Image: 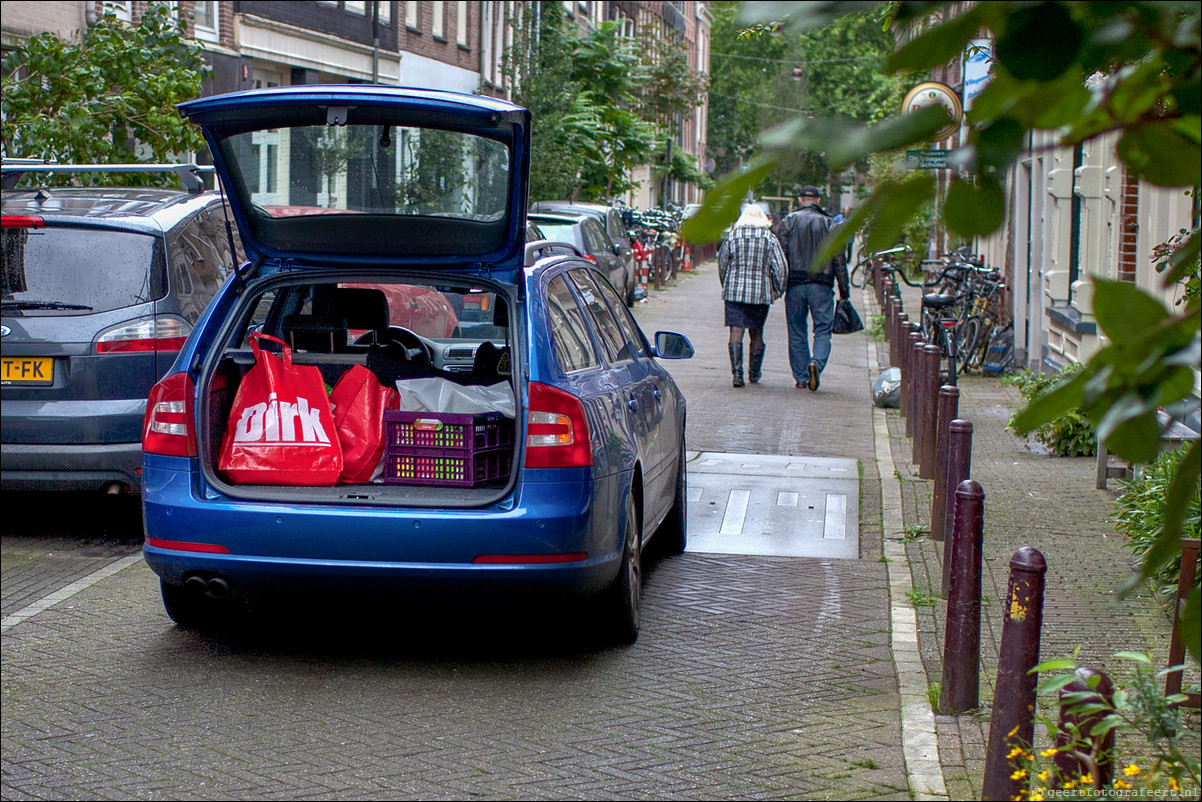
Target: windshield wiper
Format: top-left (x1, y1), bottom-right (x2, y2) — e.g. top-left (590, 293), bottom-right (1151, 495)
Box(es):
top-left (1, 300), bottom-right (94, 311)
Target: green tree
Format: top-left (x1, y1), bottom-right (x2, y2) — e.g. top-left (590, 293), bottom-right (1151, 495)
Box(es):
top-left (707, 2), bottom-right (908, 194)
top-left (687, 0), bottom-right (1201, 663)
top-left (1, 5), bottom-right (209, 186)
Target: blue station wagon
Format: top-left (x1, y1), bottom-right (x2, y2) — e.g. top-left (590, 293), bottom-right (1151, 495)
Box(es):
top-left (140, 86), bottom-right (694, 643)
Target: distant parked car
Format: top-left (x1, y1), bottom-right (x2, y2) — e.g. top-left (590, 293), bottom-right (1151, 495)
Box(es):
top-left (1, 163), bottom-right (242, 494)
top-left (527, 212), bottom-right (633, 306)
top-left (140, 85), bottom-right (695, 645)
top-left (530, 201), bottom-right (637, 305)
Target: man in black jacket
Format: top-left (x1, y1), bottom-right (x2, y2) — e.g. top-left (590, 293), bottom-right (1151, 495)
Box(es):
top-left (776, 186), bottom-right (850, 392)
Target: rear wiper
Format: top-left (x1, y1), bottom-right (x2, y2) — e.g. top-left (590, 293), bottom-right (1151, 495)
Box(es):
top-left (1, 300), bottom-right (94, 311)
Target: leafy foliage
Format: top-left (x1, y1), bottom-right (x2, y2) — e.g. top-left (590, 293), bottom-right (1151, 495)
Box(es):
top-left (1, 5), bottom-right (209, 187)
top-left (686, 0), bottom-right (1202, 664)
top-left (1003, 363), bottom-right (1097, 457)
top-left (502, 5), bottom-right (705, 202)
top-left (1114, 447), bottom-right (1202, 596)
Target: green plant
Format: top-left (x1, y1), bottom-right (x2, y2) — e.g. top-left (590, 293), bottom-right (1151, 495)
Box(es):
top-left (1114, 446), bottom-right (1202, 597)
top-left (867, 313), bottom-right (885, 340)
top-left (908, 589), bottom-right (937, 607)
top-left (902, 524), bottom-right (927, 541)
top-left (1015, 652), bottom-right (1202, 799)
top-left (1003, 363), bottom-right (1096, 456)
top-left (927, 681), bottom-right (941, 711)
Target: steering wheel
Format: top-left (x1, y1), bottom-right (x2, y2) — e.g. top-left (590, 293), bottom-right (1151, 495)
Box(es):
top-left (353, 326), bottom-right (431, 362)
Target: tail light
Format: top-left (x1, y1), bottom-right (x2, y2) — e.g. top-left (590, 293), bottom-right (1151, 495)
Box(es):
top-left (96, 316), bottom-right (190, 353)
top-left (2, 216), bottom-right (45, 228)
top-left (583, 254), bottom-right (597, 263)
top-left (143, 372), bottom-right (196, 457)
top-left (525, 382), bottom-right (592, 468)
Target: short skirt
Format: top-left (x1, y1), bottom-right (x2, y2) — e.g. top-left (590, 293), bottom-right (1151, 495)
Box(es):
top-left (724, 300), bottom-right (770, 329)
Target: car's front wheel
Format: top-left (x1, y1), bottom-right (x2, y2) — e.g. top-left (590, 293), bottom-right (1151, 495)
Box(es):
top-left (602, 494), bottom-right (641, 644)
top-left (160, 580), bottom-right (242, 631)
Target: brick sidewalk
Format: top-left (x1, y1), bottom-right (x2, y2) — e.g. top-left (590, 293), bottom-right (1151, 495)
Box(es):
top-left (863, 283), bottom-right (1199, 800)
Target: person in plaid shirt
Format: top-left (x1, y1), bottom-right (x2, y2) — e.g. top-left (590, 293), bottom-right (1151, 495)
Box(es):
top-left (717, 204), bottom-right (788, 387)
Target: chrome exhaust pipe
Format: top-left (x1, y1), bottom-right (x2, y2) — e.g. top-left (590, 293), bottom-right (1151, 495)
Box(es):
top-left (206, 576), bottom-right (230, 598)
top-left (184, 575), bottom-right (207, 594)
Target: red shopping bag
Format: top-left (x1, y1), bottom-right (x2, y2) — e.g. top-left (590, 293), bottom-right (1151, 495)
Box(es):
top-left (218, 333), bottom-right (343, 485)
top-left (329, 364), bottom-right (399, 483)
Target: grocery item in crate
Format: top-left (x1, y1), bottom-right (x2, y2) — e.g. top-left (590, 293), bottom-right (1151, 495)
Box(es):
top-left (380, 410), bottom-right (514, 487)
top-left (395, 377), bottom-right (515, 418)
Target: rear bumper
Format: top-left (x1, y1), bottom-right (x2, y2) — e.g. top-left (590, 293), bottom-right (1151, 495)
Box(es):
top-left (0, 441), bottom-right (142, 492)
top-left (141, 460), bottom-right (624, 599)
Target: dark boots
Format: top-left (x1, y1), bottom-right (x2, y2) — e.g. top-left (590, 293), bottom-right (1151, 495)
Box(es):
top-left (748, 346), bottom-right (765, 384)
top-left (728, 342), bottom-right (744, 387)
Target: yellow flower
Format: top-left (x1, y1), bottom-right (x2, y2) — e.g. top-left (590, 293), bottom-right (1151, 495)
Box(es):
top-left (1011, 769), bottom-right (1028, 781)
top-left (1170, 778), bottom-right (1180, 791)
top-left (1037, 771), bottom-right (1050, 782)
top-left (1030, 791), bottom-right (1044, 801)
top-left (1124, 764), bottom-right (1142, 777)
top-left (1008, 747), bottom-right (1024, 759)
top-left (1063, 779), bottom-right (1076, 789)
top-left (1009, 725), bottom-right (1021, 737)
top-left (1080, 773), bottom-right (1093, 786)
top-left (1114, 780), bottom-right (1131, 789)
top-left (1040, 747), bottom-right (1058, 758)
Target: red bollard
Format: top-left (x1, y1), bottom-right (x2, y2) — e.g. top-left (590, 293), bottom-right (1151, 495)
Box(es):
top-left (982, 547), bottom-right (1048, 802)
top-left (919, 345), bottom-right (941, 479)
top-left (941, 419), bottom-right (973, 598)
top-left (903, 336), bottom-right (923, 442)
top-left (930, 386), bottom-right (960, 542)
top-left (940, 479), bottom-right (985, 714)
top-left (1053, 669), bottom-right (1115, 790)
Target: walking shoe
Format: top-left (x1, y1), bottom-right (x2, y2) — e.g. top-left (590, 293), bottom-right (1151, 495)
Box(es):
top-left (748, 346), bottom-right (765, 384)
top-left (795, 381), bottom-right (806, 390)
top-left (807, 361), bottom-right (820, 392)
top-left (728, 342), bottom-right (745, 388)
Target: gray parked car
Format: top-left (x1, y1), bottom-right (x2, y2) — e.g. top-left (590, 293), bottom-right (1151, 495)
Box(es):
top-left (528, 211), bottom-right (632, 305)
top-left (530, 201), bottom-right (637, 305)
top-left (1, 163), bottom-right (242, 494)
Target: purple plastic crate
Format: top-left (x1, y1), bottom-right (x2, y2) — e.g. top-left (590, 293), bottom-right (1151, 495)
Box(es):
top-left (380, 410), bottom-right (514, 487)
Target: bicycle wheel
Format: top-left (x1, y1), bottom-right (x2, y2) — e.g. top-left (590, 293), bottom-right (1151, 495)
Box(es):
top-left (956, 317), bottom-right (982, 375)
top-left (939, 324), bottom-right (958, 386)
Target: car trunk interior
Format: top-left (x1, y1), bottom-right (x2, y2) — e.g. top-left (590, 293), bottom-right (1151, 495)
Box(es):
top-left (198, 273), bottom-right (520, 507)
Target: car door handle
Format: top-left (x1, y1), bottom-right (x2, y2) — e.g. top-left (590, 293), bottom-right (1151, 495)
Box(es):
top-left (627, 396), bottom-right (639, 412)
top-left (652, 387), bottom-right (661, 402)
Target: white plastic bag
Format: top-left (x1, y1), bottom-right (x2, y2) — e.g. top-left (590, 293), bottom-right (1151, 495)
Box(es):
top-left (395, 377), bottom-right (515, 418)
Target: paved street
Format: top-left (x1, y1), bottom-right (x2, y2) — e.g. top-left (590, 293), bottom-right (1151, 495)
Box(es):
top-left (2, 259), bottom-right (1193, 800)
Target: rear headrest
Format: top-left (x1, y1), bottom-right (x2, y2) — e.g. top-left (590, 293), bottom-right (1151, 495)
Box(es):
top-left (492, 298), bottom-right (509, 328)
top-left (331, 287), bottom-right (389, 331)
top-left (281, 314), bottom-right (348, 353)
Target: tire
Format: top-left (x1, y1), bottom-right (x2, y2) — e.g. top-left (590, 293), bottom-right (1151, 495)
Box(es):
top-left (602, 494), bottom-right (642, 645)
top-left (625, 270), bottom-right (637, 307)
top-left (160, 580), bottom-right (241, 631)
top-left (657, 445), bottom-right (688, 556)
top-left (956, 317), bottom-right (982, 375)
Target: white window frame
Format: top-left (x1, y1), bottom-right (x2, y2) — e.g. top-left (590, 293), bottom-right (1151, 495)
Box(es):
top-left (192, 0), bottom-right (219, 43)
top-left (456, 0), bottom-right (468, 46)
top-left (344, 1), bottom-right (367, 15)
top-left (376, 0), bottom-right (391, 25)
top-left (432, 1), bottom-right (445, 39)
top-left (405, 0), bottom-right (418, 28)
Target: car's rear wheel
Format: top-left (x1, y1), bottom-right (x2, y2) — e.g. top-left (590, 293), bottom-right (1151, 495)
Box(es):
top-left (657, 445), bottom-right (688, 556)
top-left (602, 494), bottom-right (641, 644)
top-left (160, 580), bottom-right (241, 631)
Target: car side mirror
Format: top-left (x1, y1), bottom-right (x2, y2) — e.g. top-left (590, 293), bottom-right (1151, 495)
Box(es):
top-left (652, 331), bottom-right (694, 359)
top-left (613, 243), bottom-right (622, 255)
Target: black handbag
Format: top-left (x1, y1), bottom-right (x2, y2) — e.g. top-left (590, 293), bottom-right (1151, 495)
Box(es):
top-left (832, 298), bottom-right (864, 334)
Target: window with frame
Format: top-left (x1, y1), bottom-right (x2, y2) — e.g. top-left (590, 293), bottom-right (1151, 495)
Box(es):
top-left (376, 0), bottom-right (391, 25)
top-left (104, 1), bottom-right (133, 21)
top-left (456, 0), bottom-right (468, 46)
top-left (344, 1), bottom-right (367, 14)
top-left (192, 0), bottom-right (219, 42)
top-left (567, 269), bottom-right (632, 364)
top-left (545, 274), bottom-right (598, 373)
top-left (432, 0), bottom-right (445, 38)
top-left (405, 0), bottom-right (418, 28)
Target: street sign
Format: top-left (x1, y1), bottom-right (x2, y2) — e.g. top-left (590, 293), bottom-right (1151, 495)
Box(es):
top-left (906, 149), bottom-right (950, 169)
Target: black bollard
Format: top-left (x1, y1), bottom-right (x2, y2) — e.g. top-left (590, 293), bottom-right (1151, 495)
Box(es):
top-left (911, 339), bottom-right (929, 465)
top-left (981, 547), bottom-right (1048, 802)
top-left (941, 420), bottom-right (973, 598)
top-left (919, 345), bottom-right (942, 479)
top-left (940, 479), bottom-right (985, 714)
top-left (1053, 668), bottom-right (1115, 790)
top-left (930, 386), bottom-right (960, 542)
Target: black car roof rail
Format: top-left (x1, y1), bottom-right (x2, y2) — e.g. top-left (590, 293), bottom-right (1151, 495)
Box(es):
top-left (524, 239), bottom-right (582, 266)
top-left (1, 161), bottom-right (215, 194)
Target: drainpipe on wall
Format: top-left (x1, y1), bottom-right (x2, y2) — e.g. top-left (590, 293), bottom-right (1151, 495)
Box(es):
top-left (372, 1), bottom-right (380, 84)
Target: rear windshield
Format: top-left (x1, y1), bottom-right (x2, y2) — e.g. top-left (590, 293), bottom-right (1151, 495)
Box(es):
top-left (1, 227), bottom-right (161, 313)
top-left (531, 222), bottom-right (578, 244)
